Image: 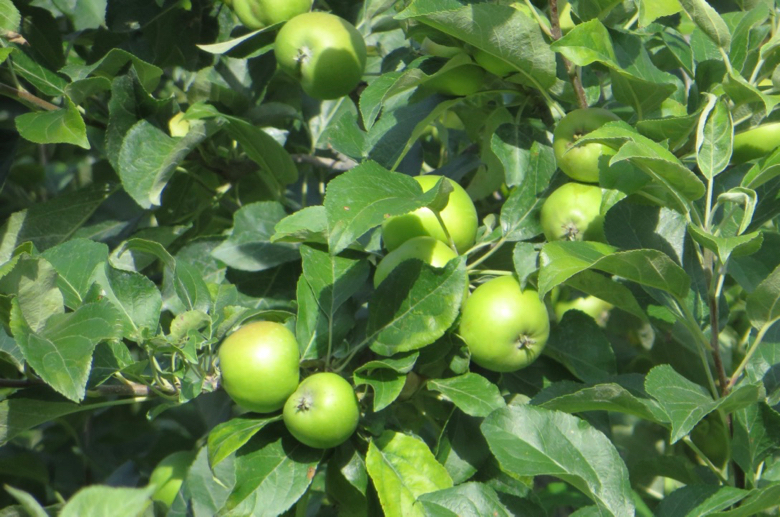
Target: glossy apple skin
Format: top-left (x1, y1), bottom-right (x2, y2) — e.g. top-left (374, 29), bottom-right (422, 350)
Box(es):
top-left (283, 372), bottom-right (360, 449)
top-left (553, 108), bottom-right (621, 183)
top-left (230, 0), bottom-right (311, 29)
top-left (731, 122), bottom-right (780, 164)
top-left (149, 451), bottom-right (196, 508)
top-left (540, 182), bottom-right (604, 242)
top-left (473, 49), bottom-right (515, 77)
top-left (275, 12), bottom-right (366, 100)
top-left (425, 65), bottom-right (486, 96)
top-left (459, 276), bottom-right (550, 372)
top-left (381, 175), bottom-right (478, 254)
top-left (218, 321), bottom-right (300, 413)
top-left (374, 236), bottom-right (459, 287)
top-left (555, 295), bottom-right (613, 326)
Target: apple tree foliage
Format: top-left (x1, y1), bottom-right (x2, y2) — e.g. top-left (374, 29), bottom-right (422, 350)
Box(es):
top-left (1, 0), bottom-right (780, 515)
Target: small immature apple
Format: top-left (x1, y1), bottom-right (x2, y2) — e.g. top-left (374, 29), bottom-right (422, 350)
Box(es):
top-left (218, 321), bottom-right (300, 413)
top-left (553, 108), bottom-right (621, 183)
top-left (374, 236), bottom-right (459, 287)
top-left (459, 276), bottom-right (550, 372)
top-left (555, 295), bottom-right (613, 326)
top-left (283, 372), bottom-right (360, 449)
top-left (424, 65), bottom-right (486, 96)
top-left (229, 0), bottom-right (311, 29)
top-left (149, 450), bottom-right (196, 509)
top-left (381, 175), bottom-right (478, 254)
top-left (275, 12), bottom-right (367, 100)
top-left (731, 122), bottom-right (780, 164)
top-left (540, 182), bottom-right (604, 242)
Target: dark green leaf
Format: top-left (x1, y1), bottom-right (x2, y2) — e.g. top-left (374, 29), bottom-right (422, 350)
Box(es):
top-left (481, 405), bottom-right (635, 517)
top-left (427, 373), bottom-right (505, 417)
top-left (211, 202), bottom-right (300, 272)
top-left (368, 259), bottom-right (467, 356)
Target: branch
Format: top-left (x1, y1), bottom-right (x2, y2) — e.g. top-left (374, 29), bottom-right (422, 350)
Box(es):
top-left (0, 378), bottom-right (176, 398)
top-left (0, 83), bottom-right (59, 111)
top-left (291, 153), bottom-right (356, 172)
top-left (548, 0), bottom-right (588, 110)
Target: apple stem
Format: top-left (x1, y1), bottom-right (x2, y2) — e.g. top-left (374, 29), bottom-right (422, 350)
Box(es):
top-left (547, 0), bottom-right (589, 110)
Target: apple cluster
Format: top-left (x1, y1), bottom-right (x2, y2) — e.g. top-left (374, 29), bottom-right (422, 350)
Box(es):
top-left (541, 108), bottom-right (617, 242)
top-left (219, 321), bottom-right (360, 449)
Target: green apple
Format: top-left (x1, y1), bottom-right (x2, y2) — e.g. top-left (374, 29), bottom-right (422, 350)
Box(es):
top-left (459, 276), bottom-right (550, 372)
top-left (381, 175), bottom-right (478, 254)
top-left (374, 236), bottom-right (459, 287)
top-left (553, 108), bottom-right (621, 183)
top-left (275, 12), bottom-right (366, 100)
top-left (540, 182), bottom-right (604, 241)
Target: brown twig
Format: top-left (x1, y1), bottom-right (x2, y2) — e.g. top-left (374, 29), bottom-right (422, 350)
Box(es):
top-left (292, 153), bottom-right (357, 172)
top-left (0, 82), bottom-right (59, 111)
top-left (0, 377), bottom-right (174, 398)
top-left (548, 0), bottom-right (588, 110)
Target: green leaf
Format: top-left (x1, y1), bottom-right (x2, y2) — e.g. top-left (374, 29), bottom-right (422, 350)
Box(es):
top-left (207, 416), bottom-right (281, 468)
top-left (654, 485), bottom-right (746, 516)
top-left (481, 405), bottom-right (635, 517)
top-left (211, 202), bottom-right (300, 272)
top-left (94, 264), bottom-right (161, 341)
top-left (645, 365), bottom-right (762, 443)
top-left (742, 146), bottom-right (780, 189)
top-left (491, 129), bottom-right (552, 189)
top-left (223, 116), bottom-right (298, 195)
top-left (15, 98), bottom-right (89, 149)
top-left (711, 484), bottom-right (780, 516)
top-left (225, 431), bottom-right (322, 516)
top-left (551, 19), bottom-right (618, 67)
top-left (367, 431), bottom-right (454, 517)
top-left (118, 119), bottom-right (216, 209)
top-left (512, 242), bottom-right (539, 289)
top-left (0, 256), bottom-right (64, 333)
top-left (533, 377), bottom-right (668, 423)
top-left (0, 0), bottom-right (21, 32)
top-left (359, 66), bottom-right (428, 131)
top-left (174, 446), bottom-right (235, 516)
top-left (418, 482), bottom-right (513, 517)
top-left (353, 368), bottom-right (406, 412)
top-left (296, 275), bottom-right (354, 361)
top-left (499, 143), bottom-right (556, 241)
top-left (745, 262), bottom-right (780, 328)
top-left (732, 403), bottom-right (780, 484)
top-left (11, 50), bottom-right (67, 97)
top-left (300, 244), bottom-right (369, 316)
top-left (637, 0), bottom-right (681, 27)
top-left (368, 259), bottom-right (467, 356)
top-left (11, 299), bottom-right (121, 402)
top-left (577, 122), bottom-right (705, 203)
top-left (59, 486), bottom-right (154, 517)
top-left (688, 225), bottom-right (762, 263)
top-left (323, 162), bottom-right (442, 254)
top-left (272, 206), bottom-right (328, 244)
top-left (696, 96), bottom-right (733, 179)
top-left (0, 183), bottom-right (114, 259)
top-left (5, 486), bottom-right (48, 517)
top-left (397, 0), bottom-right (557, 90)
top-left (427, 373), bottom-right (505, 418)
top-left (41, 238), bottom-right (108, 308)
top-left (678, 0), bottom-right (732, 48)
top-left (545, 310), bottom-right (617, 383)
top-left (563, 270), bottom-right (648, 322)
top-left (60, 48), bottom-right (162, 93)
top-left (436, 411), bottom-right (491, 484)
top-left (538, 241), bottom-right (691, 301)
